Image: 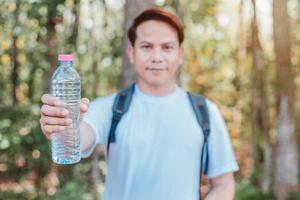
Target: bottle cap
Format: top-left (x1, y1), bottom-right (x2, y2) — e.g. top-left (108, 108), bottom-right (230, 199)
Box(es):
top-left (58, 54), bottom-right (74, 61)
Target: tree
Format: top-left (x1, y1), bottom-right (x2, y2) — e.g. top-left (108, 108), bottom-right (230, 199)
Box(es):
top-left (250, 0), bottom-right (272, 193)
top-left (272, 0), bottom-right (299, 199)
top-left (121, 0), bottom-right (155, 87)
top-left (11, 0), bottom-right (20, 105)
top-left (42, 1), bottom-right (64, 94)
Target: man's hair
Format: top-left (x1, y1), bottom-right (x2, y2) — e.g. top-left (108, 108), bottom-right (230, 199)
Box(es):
top-left (127, 8), bottom-right (184, 46)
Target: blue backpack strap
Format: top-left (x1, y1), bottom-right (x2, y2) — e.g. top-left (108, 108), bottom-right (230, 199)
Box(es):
top-left (106, 84), bottom-right (135, 154)
top-left (187, 92), bottom-right (210, 177)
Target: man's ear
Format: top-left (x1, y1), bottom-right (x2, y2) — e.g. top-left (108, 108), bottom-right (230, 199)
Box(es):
top-left (127, 45), bottom-right (134, 64)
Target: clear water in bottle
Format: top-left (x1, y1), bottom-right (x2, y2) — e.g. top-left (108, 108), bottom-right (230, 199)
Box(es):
top-left (51, 54), bottom-right (81, 164)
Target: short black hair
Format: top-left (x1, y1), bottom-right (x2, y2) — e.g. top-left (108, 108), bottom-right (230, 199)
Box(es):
top-left (127, 8), bottom-right (184, 46)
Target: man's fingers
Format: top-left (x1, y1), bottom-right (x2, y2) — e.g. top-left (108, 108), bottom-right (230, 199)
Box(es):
top-left (41, 123), bottom-right (72, 141)
top-left (42, 125), bottom-right (70, 135)
top-left (40, 104), bottom-right (69, 117)
top-left (40, 94), bottom-right (84, 141)
top-left (80, 103), bottom-right (88, 112)
top-left (41, 94), bottom-right (64, 106)
top-left (40, 116), bottom-right (72, 126)
top-left (80, 98), bottom-right (89, 113)
top-left (81, 98), bottom-right (89, 105)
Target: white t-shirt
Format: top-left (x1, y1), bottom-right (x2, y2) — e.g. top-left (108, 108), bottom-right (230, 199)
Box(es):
top-left (82, 85), bottom-right (239, 200)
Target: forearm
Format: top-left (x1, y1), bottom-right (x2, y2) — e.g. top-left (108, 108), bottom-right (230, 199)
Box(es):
top-left (80, 122), bottom-right (96, 154)
top-left (204, 176), bottom-right (235, 200)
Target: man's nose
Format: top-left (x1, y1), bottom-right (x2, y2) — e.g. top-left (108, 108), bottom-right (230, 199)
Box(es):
top-left (151, 48), bottom-right (163, 63)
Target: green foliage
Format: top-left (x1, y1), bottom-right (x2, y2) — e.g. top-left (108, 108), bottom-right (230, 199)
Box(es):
top-left (0, 191), bottom-right (27, 200)
top-left (0, 0), bottom-right (120, 197)
top-left (0, 103), bottom-right (98, 199)
top-left (236, 180), bottom-right (275, 200)
top-left (287, 192), bottom-right (300, 200)
top-left (236, 179), bottom-right (300, 200)
top-left (44, 181), bottom-right (93, 200)
top-left (0, 104), bottom-right (48, 180)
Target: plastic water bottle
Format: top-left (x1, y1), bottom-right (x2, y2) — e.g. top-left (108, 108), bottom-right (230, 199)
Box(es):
top-left (51, 54), bottom-right (81, 164)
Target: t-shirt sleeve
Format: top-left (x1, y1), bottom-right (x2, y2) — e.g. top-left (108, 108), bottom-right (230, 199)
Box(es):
top-left (205, 100), bottom-right (239, 179)
top-left (81, 93), bottom-right (116, 158)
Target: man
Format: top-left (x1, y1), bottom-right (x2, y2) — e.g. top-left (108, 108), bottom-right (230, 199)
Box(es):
top-left (40, 8), bottom-right (239, 200)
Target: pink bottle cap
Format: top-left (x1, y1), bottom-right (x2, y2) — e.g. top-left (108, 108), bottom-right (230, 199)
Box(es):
top-left (58, 54), bottom-right (74, 61)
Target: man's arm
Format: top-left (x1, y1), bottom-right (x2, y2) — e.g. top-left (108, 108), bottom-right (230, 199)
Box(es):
top-left (80, 121), bottom-right (97, 155)
top-left (204, 172), bottom-right (235, 200)
top-left (40, 94), bottom-right (96, 155)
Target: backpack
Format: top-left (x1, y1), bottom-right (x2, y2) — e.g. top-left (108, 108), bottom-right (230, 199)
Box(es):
top-left (107, 84), bottom-right (210, 179)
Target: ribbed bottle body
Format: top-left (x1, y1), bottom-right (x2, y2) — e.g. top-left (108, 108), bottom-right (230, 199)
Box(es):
top-left (51, 58), bottom-right (81, 164)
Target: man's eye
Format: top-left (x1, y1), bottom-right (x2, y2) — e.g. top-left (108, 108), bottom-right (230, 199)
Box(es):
top-left (141, 45), bottom-right (151, 49)
top-left (164, 46), bottom-right (174, 50)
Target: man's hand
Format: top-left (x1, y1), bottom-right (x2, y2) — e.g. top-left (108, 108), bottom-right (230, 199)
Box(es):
top-left (40, 94), bottom-right (89, 140)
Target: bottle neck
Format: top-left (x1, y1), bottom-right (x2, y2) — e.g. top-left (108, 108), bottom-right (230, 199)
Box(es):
top-left (59, 60), bottom-right (73, 67)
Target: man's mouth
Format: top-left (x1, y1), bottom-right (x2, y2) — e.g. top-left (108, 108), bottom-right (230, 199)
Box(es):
top-left (146, 67), bottom-right (167, 71)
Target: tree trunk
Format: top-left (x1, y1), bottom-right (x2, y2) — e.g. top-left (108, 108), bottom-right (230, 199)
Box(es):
top-left (91, 149), bottom-right (100, 200)
top-left (89, 1), bottom-right (104, 199)
top-left (273, 0), bottom-right (299, 199)
top-left (42, 14), bottom-right (61, 94)
top-left (174, 0), bottom-right (183, 86)
top-left (250, 0), bottom-right (272, 193)
top-left (68, 0), bottom-right (80, 51)
top-left (27, 62), bottom-right (38, 101)
top-left (236, 0), bottom-right (246, 91)
top-left (121, 0), bottom-right (155, 87)
top-left (11, 0), bottom-right (20, 105)
top-left (231, 1), bottom-right (245, 183)
top-left (234, 0), bottom-right (245, 141)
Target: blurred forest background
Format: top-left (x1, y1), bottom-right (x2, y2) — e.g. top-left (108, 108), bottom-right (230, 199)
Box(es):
top-left (0, 0), bottom-right (299, 199)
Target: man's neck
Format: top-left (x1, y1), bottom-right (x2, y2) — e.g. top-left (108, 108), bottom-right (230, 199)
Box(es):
top-left (137, 81), bottom-right (177, 96)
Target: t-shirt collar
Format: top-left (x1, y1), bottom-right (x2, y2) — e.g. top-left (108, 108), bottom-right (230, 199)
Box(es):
top-left (134, 84), bottom-right (181, 103)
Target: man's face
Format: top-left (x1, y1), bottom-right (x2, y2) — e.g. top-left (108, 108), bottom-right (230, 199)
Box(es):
top-left (127, 20), bottom-right (184, 88)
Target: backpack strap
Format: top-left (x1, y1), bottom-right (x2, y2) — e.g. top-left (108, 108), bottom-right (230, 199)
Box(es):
top-left (106, 84), bottom-right (135, 154)
top-left (187, 92), bottom-right (210, 176)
